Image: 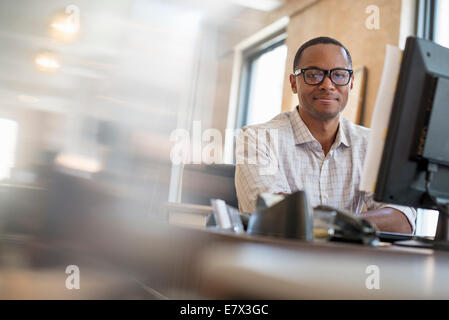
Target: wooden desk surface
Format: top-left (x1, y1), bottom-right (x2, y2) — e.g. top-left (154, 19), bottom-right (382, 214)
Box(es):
top-left (2, 219), bottom-right (448, 299)
top-left (192, 230), bottom-right (449, 299)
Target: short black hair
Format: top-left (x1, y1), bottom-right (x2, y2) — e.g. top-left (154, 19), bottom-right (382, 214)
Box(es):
top-left (292, 36), bottom-right (352, 71)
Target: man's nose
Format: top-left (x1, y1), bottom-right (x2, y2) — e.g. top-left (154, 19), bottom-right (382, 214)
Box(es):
top-left (318, 74), bottom-right (335, 90)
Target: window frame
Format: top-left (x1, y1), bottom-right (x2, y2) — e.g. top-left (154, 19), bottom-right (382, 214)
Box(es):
top-left (223, 16), bottom-right (289, 164)
top-left (235, 31), bottom-right (287, 129)
top-left (416, 0), bottom-right (437, 41)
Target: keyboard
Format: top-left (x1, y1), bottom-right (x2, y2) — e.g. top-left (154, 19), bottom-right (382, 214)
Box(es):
top-left (376, 231), bottom-right (433, 243)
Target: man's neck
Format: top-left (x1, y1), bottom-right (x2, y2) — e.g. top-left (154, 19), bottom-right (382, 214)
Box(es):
top-left (298, 106), bottom-right (339, 156)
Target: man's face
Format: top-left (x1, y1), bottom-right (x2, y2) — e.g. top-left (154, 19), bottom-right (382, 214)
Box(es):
top-left (289, 44), bottom-right (353, 121)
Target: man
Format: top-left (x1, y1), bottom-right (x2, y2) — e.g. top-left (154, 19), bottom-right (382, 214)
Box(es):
top-left (235, 36), bottom-right (415, 234)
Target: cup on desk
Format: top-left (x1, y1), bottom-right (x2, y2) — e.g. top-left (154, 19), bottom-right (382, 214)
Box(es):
top-left (312, 208), bottom-right (336, 242)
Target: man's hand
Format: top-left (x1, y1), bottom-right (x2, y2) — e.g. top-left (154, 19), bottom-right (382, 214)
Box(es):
top-left (361, 207), bottom-right (413, 234)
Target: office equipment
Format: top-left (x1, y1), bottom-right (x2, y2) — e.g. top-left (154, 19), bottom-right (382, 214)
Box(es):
top-left (375, 36), bottom-right (449, 249)
top-left (255, 193), bottom-right (285, 209)
top-left (375, 231), bottom-right (434, 243)
top-left (205, 210), bottom-right (250, 231)
top-left (245, 192), bottom-right (380, 245)
top-left (247, 191), bottom-right (313, 242)
top-left (314, 205), bottom-right (379, 245)
top-left (210, 199), bottom-right (244, 233)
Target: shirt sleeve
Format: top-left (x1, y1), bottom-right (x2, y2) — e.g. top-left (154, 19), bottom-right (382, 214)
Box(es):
top-left (362, 191), bottom-right (417, 233)
top-left (235, 126), bottom-right (291, 213)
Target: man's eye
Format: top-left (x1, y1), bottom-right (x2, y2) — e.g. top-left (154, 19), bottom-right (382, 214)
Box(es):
top-left (306, 72), bottom-right (321, 78)
top-left (334, 72), bottom-right (347, 79)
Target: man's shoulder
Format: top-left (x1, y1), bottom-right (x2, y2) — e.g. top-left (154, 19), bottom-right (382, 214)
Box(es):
top-left (341, 117), bottom-right (370, 144)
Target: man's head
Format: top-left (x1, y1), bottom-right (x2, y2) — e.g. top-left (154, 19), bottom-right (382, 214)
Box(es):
top-left (289, 36), bottom-right (353, 121)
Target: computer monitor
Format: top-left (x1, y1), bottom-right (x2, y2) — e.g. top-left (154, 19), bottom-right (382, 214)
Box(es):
top-left (375, 36), bottom-right (449, 249)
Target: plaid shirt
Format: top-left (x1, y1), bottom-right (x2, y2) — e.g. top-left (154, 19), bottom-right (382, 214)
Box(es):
top-left (235, 107), bottom-right (416, 231)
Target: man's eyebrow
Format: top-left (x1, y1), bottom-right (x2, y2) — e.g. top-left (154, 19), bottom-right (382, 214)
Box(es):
top-left (298, 65), bottom-right (321, 69)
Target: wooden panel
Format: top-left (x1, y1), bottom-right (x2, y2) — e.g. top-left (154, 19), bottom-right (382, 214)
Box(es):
top-left (342, 66), bottom-right (367, 125)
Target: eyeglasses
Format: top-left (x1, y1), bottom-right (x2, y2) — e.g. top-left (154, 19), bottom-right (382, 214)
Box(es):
top-left (294, 67), bottom-right (353, 86)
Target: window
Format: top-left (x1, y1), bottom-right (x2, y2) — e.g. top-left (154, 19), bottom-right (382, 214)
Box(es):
top-left (417, 0), bottom-right (449, 47)
top-left (236, 32), bottom-right (287, 128)
top-left (223, 17), bottom-right (289, 164)
top-left (434, 0), bottom-right (449, 48)
top-left (415, 209), bottom-right (439, 237)
top-left (0, 118), bottom-right (18, 180)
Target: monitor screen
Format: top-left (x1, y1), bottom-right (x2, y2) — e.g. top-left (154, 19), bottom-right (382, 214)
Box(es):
top-left (375, 36), bottom-right (449, 209)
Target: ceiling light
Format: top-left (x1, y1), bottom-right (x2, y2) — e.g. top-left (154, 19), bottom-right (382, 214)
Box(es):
top-left (50, 5), bottom-right (80, 35)
top-left (35, 53), bottom-right (60, 71)
top-left (51, 21), bottom-right (79, 34)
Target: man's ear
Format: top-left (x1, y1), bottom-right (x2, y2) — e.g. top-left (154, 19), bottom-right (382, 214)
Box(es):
top-left (350, 74), bottom-right (354, 90)
top-left (289, 74), bottom-right (298, 94)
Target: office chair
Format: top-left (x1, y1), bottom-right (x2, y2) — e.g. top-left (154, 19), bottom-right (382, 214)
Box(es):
top-left (180, 164), bottom-right (238, 208)
top-left (164, 164), bottom-right (238, 227)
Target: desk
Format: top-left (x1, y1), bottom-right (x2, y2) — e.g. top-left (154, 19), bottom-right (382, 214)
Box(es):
top-left (195, 238), bottom-right (449, 299)
top-left (1, 217), bottom-right (449, 299)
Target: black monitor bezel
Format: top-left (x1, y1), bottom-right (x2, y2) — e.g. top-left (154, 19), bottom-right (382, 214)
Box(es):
top-left (374, 36), bottom-right (449, 209)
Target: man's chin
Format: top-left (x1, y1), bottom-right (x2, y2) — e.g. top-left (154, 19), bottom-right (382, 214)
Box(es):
top-left (313, 112), bottom-right (340, 121)
top-left (299, 104), bottom-right (343, 121)
top-left (311, 107), bottom-right (341, 121)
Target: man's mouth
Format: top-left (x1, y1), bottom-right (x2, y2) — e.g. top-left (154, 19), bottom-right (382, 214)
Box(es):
top-left (313, 96), bottom-right (338, 103)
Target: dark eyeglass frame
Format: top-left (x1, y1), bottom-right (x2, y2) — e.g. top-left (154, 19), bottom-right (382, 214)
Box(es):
top-left (293, 67), bottom-right (353, 86)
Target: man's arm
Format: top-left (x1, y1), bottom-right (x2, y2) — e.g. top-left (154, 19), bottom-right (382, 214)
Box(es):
top-left (362, 191), bottom-right (416, 234)
top-left (361, 207), bottom-right (413, 233)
